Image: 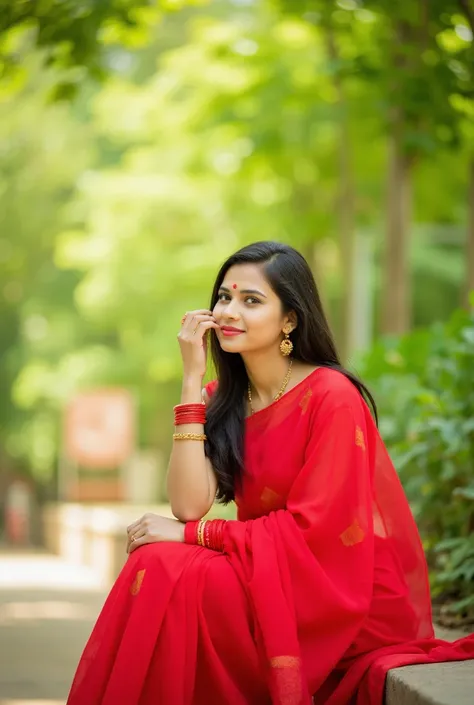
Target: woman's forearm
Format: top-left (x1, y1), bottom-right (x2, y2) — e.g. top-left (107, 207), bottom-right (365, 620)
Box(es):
top-left (166, 375), bottom-right (217, 522)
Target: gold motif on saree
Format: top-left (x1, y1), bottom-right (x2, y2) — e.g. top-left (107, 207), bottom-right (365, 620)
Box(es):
top-left (269, 656), bottom-right (302, 705)
top-left (355, 426), bottom-right (366, 451)
top-left (340, 518), bottom-right (365, 547)
top-left (130, 569), bottom-right (146, 596)
top-left (299, 388), bottom-right (312, 415)
top-left (260, 486), bottom-right (281, 510)
top-left (270, 655), bottom-right (301, 668)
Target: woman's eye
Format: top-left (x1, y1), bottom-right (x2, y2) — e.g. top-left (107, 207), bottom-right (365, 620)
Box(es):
top-left (217, 293), bottom-right (260, 304)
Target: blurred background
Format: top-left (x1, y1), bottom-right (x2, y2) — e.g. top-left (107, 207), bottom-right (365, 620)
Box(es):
top-left (0, 0), bottom-right (473, 701)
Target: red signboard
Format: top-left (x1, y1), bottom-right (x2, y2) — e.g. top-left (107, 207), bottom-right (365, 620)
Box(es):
top-left (64, 389), bottom-right (135, 468)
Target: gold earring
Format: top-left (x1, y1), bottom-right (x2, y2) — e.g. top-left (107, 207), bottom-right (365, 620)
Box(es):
top-left (280, 329), bottom-right (293, 356)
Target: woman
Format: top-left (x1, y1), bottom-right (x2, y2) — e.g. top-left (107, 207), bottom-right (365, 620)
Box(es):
top-left (67, 241), bottom-right (474, 705)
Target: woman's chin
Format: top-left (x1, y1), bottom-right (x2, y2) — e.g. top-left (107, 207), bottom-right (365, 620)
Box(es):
top-left (218, 335), bottom-right (245, 351)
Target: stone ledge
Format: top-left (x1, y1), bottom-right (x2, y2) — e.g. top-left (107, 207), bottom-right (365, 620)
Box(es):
top-left (386, 660), bottom-right (474, 705)
top-left (386, 627), bottom-right (474, 705)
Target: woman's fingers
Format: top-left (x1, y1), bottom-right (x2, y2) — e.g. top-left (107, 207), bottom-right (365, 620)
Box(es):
top-left (189, 319), bottom-right (220, 330)
top-left (190, 320), bottom-right (220, 336)
top-left (126, 522), bottom-right (146, 553)
top-left (128, 535), bottom-right (148, 554)
top-left (127, 533), bottom-right (144, 553)
top-left (183, 314), bottom-right (216, 329)
top-left (130, 526), bottom-right (146, 542)
top-left (182, 310), bottom-right (214, 324)
top-left (178, 319), bottom-right (219, 342)
top-left (125, 515), bottom-right (184, 554)
top-left (126, 518), bottom-right (142, 535)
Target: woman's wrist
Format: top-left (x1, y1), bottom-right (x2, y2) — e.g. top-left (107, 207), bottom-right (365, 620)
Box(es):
top-left (182, 372), bottom-right (204, 385)
top-left (175, 522), bottom-right (186, 543)
top-left (184, 518), bottom-right (226, 552)
top-left (181, 374), bottom-right (204, 404)
top-left (184, 520), bottom-right (198, 544)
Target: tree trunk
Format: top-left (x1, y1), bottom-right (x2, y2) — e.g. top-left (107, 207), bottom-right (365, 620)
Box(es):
top-left (302, 239), bottom-right (335, 331)
top-left (337, 103), bottom-right (357, 360)
top-left (381, 15), bottom-right (414, 336)
top-left (326, 27), bottom-right (357, 362)
top-left (381, 113), bottom-right (412, 335)
top-left (464, 157), bottom-right (474, 308)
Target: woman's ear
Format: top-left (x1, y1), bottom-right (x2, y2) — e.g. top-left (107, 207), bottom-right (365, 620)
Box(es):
top-left (286, 311), bottom-right (297, 332)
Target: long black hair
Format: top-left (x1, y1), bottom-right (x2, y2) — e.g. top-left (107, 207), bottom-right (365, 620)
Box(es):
top-left (204, 241), bottom-right (377, 503)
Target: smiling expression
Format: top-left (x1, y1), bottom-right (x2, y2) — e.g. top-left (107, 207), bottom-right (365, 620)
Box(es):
top-left (213, 263), bottom-right (295, 353)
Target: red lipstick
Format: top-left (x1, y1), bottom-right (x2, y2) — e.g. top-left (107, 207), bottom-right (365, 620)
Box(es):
top-left (220, 326), bottom-right (244, 336)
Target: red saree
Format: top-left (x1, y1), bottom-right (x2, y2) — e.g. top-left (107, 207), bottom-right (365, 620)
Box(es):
top-left (67, 367), bottom-right (474, 705)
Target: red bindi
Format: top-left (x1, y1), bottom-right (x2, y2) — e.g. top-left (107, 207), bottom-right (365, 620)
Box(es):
top-left (232, 284), bottom-right (238, 289)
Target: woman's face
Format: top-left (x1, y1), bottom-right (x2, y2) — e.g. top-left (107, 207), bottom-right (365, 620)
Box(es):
top-left (213, 263), bottom-right (294, 354)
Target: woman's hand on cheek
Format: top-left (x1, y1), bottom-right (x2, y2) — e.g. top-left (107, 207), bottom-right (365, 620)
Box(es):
top-left (126, 513), bottom-right (186, 554)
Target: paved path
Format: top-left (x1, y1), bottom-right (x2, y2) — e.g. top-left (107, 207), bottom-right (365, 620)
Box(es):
top-left (0, 547), bottom-right (106, 705)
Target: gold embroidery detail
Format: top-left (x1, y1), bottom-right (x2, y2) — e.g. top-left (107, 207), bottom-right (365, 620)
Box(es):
top-left (260, 486), bottom-right (281, 509)
top-left (270, 655), bottom-right (301, 668)
top-left (340, 518), bottom-right (365, 547)
top-left (130, 569), bottom-right (146, 596)
top-left (299, 388), bottom-right (312, 415)
top-left (355, 425), bottom-right (366, 451)
top-left (270, 656), bottom-right (302, 705)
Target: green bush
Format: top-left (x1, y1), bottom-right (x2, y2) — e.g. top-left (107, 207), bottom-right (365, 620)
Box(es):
top-left (356, 300), bottom-right (474, 623)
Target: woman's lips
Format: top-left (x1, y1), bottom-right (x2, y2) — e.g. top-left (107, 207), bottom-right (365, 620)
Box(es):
top-left (220, 327), bottom-right (244, 336)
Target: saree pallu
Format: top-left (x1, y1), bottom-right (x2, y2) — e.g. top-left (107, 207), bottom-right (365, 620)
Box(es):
top-left (67, 368), bottom-right (474, 705)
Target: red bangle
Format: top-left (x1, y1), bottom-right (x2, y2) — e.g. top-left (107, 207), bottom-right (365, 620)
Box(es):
top-left (174, 403), bottom-right (205, 410)
top-left (174, 412), bottom-right (206, 423)
top-left (205, 519), bottom-right (226, 551)
top-left (184, 519), bottom-right (226, 552)
top-left (214, 520), bottom-right (226, 551)
top-left (204, 520), bottom-right (211, 548)
top-left (174, 403), bottom-right (206, 426)
top-left (184, 521), bottom-right (199, 545)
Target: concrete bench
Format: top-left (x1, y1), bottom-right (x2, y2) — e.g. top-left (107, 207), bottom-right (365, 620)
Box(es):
top-left (386, 627), bottom-right (474, 705)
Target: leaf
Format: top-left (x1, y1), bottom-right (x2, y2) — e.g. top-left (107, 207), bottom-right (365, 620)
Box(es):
top-left (453, 486), bottom-right (474, 501)
top-left (461, 326), bottom-right (474, 345)
top-left (444, 594), bottom-right (474, 614)
top-left (435, 537), bottom-right (466, 552)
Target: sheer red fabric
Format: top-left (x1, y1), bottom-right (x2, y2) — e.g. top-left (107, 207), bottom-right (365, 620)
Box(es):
top-left (67, 368), bottom-right (474, 705)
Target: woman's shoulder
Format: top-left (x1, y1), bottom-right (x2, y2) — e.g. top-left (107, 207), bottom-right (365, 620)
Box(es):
top-left (202, 368), bottom-right (371, 416)
top-left (306, 366), bottom-right (368, 415)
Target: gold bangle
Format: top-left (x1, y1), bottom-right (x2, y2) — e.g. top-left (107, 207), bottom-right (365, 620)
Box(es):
top-left (197, 519), bottom-right (207, 546)
top-left (173, 433), bottom-right (207, 441)
top-left (197, 519), bottom-right (203, 546)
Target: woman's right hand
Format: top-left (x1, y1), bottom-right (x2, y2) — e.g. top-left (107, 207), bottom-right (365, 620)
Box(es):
top-left (177, 309), bottom-right (220, 379)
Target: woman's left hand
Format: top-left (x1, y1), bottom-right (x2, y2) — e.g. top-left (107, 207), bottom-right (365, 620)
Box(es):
top-left (126, 513), bottom-right (185, 554)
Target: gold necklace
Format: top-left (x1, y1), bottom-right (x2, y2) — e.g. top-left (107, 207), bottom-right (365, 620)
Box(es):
top-left (247, 359), bottom-right (293, 415)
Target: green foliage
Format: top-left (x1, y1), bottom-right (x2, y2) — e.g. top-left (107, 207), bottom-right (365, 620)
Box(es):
top-left (0, 2), bottom-right (141, 90)
top-left (276, 0), bottom-right (474, 157)
top-left (0, 2), bottom-right (472, 630)
top-left (0, 0), bottom-right (209, 97)
top-left (357, 303), bottom-right (474, 620)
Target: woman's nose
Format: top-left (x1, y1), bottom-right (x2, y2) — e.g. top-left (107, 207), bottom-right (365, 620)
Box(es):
top-left (224, 300), bottom-right (240, 318)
